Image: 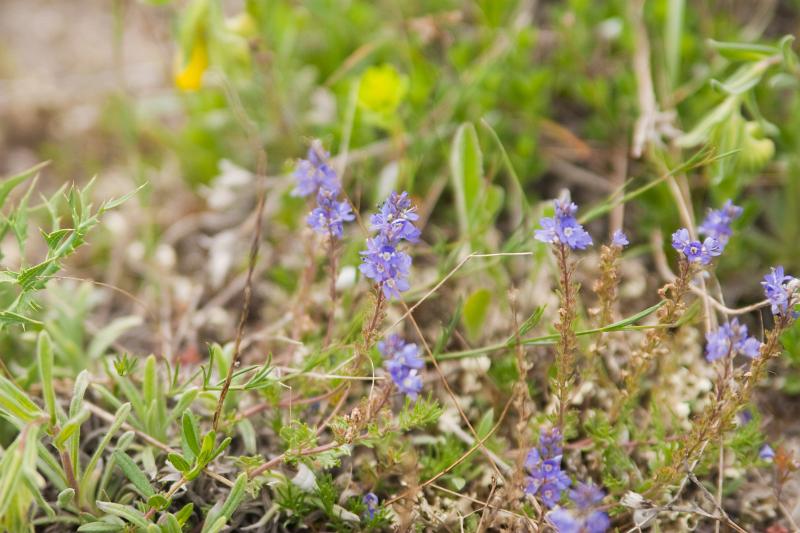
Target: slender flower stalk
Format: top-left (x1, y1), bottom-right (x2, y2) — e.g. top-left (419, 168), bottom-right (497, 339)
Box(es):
top-left (554, 242), bottom-right (579, 430)
top-left (593, 230), bottom-right (629, 327)
top-left (613, 228), bottom-right (722, 419)
top-left (293, 141), bottom-right (354, 348)
top-left (650, 266), bottom-right (797, 497)
top-left (535, 196), bottom-right (592, 430)
top-left (590, 230), bottom-right (629, 383)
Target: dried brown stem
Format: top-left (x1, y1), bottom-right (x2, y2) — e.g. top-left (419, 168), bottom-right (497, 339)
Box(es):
top-left (212, 152), bottom-right (268, 431)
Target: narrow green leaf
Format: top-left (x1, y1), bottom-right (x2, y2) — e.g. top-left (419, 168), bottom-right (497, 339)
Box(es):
top-left (159, 514), bottom-right (183, 533)
top-left (80, 403), bottom-right (131, 498)
top-left (462, 289), bottom-right (491, 341)
top-left (112, 451), bottom-right (156, 498)
top-left (37, 331), bottom-right (57, 427)
top-left (96, 501), bottom-right (150, 529)
top-left (147, 494), bottom-right (171, 511)
top-left (0, 374), bottom-right (44, 425)
top-left (54, 407), bottom-right (90, 449)
top-left (57, 488), bottom-right (76, 508)
top-left (707, 38), bottom-right (778, 61)
top-left (174, 503), bottom-right (194, 525)
top-left (69, 370), bottom-right (91, 418)
top-left (181, 411), bottom-right (201, 460)
top-left (450, 122), bottom-right (483, 239)
top-left (218, 473), bottom-right (248, 520)
top-left (167, 453), bottom-right (191, 473)
top-left (143, 354), bottom-right (158, 409)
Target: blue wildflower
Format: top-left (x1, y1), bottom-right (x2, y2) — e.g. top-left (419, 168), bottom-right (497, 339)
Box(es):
top-left (704, 319), bottom-right (762, 362)
top-left (535, 198), bottom-right (593, 250)
top-left (759, 444), bottom-right (775, 461)
top-left (548, 507), bottom-right (581, 533)
top-left (611, 229), bottom-right (629, 248)
top-left (359, 237), bottom-right (412, 299)
top-left (671, 228), bottom-right (721, 265)
top-left (524, 428), bottom-right (570, 508)
top-left (569, 482), bottom-right (605, 510)
top-left (380, 334), bottom-right (423, 400)
top-left (362, 492), bottom-right (379, 520)
top-left (699, 200), bottom-right (742, 249)
top-left (307, 187), bottom-right (355, 239)
top-left (762, 266), bottom-right (797, 317)
top-left (361, 192), bottom-right (419, 300)
top-left (292, 142), bottom-right (339, 197)
top-left (369, 191), bottom-right (421, 243)
top-left (547, 483), bottom-right (610, 533)
top-left (538, 428), bottom-right (564, 459)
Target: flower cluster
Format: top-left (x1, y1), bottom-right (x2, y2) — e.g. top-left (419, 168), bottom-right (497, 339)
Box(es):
top-left (671, 228), bottom-right (721, 265)
top-left (762, 266), bottom-right (797, 317)
top-left (524, 428), bottom-right (571, 508)
top-left (293, 142), bottom-right (354, 239)
top-left (535, 198), bottom-right (593, 250)
top-left (360, 191), bottom-right (419, 299)
top-left (379, 334), bottom-right (423, 399)
top-left (699, 200), bottom-right (743, 250)
top-left (704, 318), bottom-right (762, 362)
top-left (292, 141), bottom-right (338, 197)
top-left (547, 482), bottom-right (610, 533)
top-left (307, 187), bottom-right (355, 239)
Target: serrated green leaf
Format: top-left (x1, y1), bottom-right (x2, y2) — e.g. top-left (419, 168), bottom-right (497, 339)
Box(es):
top-left (0, 161), bottom-right (48, 210)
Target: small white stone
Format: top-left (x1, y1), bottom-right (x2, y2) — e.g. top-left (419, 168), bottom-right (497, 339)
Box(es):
top-left (292, 463), bottom-right (317, 492)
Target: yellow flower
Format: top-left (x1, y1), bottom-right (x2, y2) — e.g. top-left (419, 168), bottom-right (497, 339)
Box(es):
top-left (357, 64), bottom-right (408, 118)
top-left (174, 38), bottom-right (209, 92)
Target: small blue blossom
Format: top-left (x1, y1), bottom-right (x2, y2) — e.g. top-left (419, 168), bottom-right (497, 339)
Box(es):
top-left (671, 228), bottom-right (722, 265)
top-left (759, 444), bottom-right (775, 461)
top-left (524, 428), bottom-right (570, 508)
top-left (699, 200), bottom-right (743, 249)
top-left (370, 191), bottom-right (421, 243)
top-left (380, 334), bottom-right (423, 400)
top-left (547, 483), bottom-right (610, 533)
top-left (292, 142), bottom-right (339, 197)
top-left (359, 237), bottom-right (412, 299)
top-left (361, 192), bottom-right (419, 300)
top-left (611, 229), bottom-right (629, 248)
top-left (535, 198), bottom-right (593, 250)
top-left (539, 428), bottom-right (564, 458)
top-left (362, 492), bottom-right (379, 520)
top-left (584, 511), bottom-right (611, 533)
top-left (704, 319), bottom-right (762, 362)
top-left (762, 266), bottom-right (797, 317)
top-left (548, 507), bottom-right (581, 533)
top-left (307, 187), bottom-right (355, 239)
top-left (569, 482), bottom-right (605, 510)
